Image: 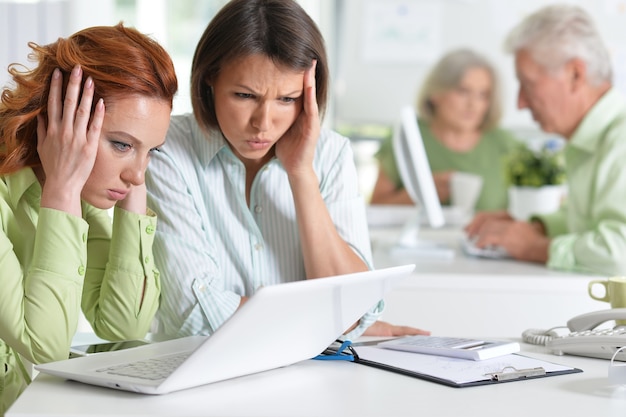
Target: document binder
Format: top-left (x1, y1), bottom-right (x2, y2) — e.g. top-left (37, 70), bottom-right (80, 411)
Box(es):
top-left (356, 345), bottom-right (581, 387)
top-left (315, 340), bottom-right (582, 388)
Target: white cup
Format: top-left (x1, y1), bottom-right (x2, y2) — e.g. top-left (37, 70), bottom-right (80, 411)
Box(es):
top-left (450, 172), bottom-right (483, 213)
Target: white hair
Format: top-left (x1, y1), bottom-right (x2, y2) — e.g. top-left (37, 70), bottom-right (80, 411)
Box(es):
top-left (504, 4), bottom-right (612, 86)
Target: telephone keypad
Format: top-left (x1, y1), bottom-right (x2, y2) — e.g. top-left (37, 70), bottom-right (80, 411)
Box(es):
top-left (568, 327), bottom-right (626, 338)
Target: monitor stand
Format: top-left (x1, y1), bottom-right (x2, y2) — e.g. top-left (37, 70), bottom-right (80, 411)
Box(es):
top-left (389, 210), bottom-right (455, 260)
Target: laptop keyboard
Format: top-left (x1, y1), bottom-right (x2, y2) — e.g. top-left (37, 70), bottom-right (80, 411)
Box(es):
top-left (96, 352), bottom-right (191, 380)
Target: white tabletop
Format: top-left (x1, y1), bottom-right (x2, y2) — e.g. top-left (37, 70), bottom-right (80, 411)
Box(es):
top-left (370, 225), bottom-right (596, 277)
top-left (6, 342), bottom-right (625, 417)
top-left (369, 225), bottom-right (605, 338)
top-left (8, 217), bottom-right (617, 416)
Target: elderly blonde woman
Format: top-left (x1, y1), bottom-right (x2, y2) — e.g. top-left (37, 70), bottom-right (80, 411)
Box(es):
top-left (371, 48), bottom-right (519, 211)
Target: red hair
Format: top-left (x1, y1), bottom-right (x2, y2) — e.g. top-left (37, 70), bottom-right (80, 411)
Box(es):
top-left (0, 23), bottom-right (178, 174)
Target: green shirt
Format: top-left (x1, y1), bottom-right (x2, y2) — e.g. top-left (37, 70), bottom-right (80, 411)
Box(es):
top-left (0, 168), bottom-right (160, 414)
top-left (535, 88), bottom-right (626, 276)
top-left (375, 120), bottom-right (520, 211)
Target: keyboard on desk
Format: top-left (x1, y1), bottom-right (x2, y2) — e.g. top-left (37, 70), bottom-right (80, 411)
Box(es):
top-left (460, 235), bottom-right (510, 259)
top-left (96, 352), bottom-right (191, 381)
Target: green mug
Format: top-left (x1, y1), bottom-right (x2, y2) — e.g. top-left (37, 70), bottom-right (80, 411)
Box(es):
top-left (588, 277), bottom-right (626, 326)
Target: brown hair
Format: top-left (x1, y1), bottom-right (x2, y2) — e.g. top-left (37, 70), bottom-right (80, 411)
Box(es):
top-left (0, 22), bottom-right (178, 175)
top-left (190, 0), bottom-right (329, 132)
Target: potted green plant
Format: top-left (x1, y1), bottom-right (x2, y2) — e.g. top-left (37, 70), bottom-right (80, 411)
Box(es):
top-left (505, 141), bottom-right (566, 221)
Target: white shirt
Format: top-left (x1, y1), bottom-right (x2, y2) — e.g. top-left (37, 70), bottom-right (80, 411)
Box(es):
top-left (146, 114), bottom-right (381, 339)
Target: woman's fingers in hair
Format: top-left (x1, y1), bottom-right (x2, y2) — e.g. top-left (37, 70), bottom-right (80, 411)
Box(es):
top-left (87, 98), bottom-right (105, 144)
top-left (45, 68), bottom-right (63, 126)
top-left (36, 114), bottom-right (46, 151)
top-left (59, 65), bottom-right (83, 134)
top-left (303, 59), bottom-right (318, 117)
top-left (45, 65), bottom-right (104, 145)
top-left (62, 65), bottom-right (90, 138)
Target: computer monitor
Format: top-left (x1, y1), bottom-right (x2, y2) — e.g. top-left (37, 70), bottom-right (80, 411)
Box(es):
top-left (390, 106), bottom-right (453, 258)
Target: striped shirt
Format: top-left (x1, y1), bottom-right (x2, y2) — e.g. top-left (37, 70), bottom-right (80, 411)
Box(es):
top-left (146, 114), bottom-right (381, 340)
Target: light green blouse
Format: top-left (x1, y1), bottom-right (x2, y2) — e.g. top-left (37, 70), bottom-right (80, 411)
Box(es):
top-left (375, 120), bottom-right (520, 211)
top-left (0, 168), bottom-right (160, 414)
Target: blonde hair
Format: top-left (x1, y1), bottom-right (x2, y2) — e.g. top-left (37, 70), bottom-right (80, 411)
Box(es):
top-left (416, 48), bottom-right (502, 131)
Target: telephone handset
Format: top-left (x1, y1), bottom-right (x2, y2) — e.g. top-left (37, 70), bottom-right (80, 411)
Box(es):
top-left (523, 309), bottom-right (626, 361)
top-left (565, 308), bottom-right (626, 332)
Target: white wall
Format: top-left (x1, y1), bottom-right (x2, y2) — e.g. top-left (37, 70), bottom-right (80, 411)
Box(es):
top-left (0, 0), bottom-right (118, 90)
top-left (332, 0), bottom-right (626, 135)
top-left (4, 0), bottom-right (626, 134)
top-left (1, 0), bottom-right (68, 89)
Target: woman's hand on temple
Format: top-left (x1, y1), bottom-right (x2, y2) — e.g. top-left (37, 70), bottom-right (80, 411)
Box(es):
top-left (275, 60), bottom-right (320, 179)
top-left (37, 65), bottom-right (105, 217)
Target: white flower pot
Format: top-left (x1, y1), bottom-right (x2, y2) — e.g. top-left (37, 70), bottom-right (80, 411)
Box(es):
top-left (508, 185), bottom-right (565, 221)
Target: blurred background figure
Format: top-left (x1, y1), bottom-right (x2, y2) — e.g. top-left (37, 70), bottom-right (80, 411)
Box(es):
top-left (370, 48), bottom-right (520, 212)
top-left (466, 4), bottom-right (626, 276)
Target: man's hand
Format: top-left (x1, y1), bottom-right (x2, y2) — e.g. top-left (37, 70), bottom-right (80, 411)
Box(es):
top-left (470, 218), bottom-right (550, 263)
top-left (464, 210), bottom-right (512, 236)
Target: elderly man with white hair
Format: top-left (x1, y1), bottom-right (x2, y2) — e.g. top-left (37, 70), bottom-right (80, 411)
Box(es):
top-left (466, 4), bottom-right (626, 276)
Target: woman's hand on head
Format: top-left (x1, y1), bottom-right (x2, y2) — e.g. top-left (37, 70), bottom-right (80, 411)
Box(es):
top-left (275, 60), bottom-right (320, 178)
top-left (38, 65), bottom-right (105, 217)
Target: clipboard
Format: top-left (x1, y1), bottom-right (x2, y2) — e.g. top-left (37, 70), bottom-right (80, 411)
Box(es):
top-left (314, 340), bottom-right (582, 388)
top-left (352, 345), bottom-right (582, 388)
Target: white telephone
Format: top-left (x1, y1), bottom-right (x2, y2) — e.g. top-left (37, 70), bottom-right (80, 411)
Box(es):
top-left (523, 309), bottom-right (626, 361)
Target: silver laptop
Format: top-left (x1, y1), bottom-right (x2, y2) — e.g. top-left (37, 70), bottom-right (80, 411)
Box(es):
top-left (35, 264), bottom-right (415, 394)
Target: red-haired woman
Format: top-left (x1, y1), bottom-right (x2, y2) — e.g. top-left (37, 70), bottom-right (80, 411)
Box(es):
top-left (0, 23), bottom-right (177, 412)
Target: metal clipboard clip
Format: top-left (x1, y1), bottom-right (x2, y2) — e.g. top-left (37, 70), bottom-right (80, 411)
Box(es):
top-left (485, 366), bottom-right (546, 381)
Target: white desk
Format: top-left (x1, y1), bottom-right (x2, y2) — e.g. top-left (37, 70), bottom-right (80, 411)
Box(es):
top-left (6, 342), bottom-right (625, 417)
top-left (6, 220), bottom-right (622, 416)
top-left (371, 226), bottom-right (605, 338)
